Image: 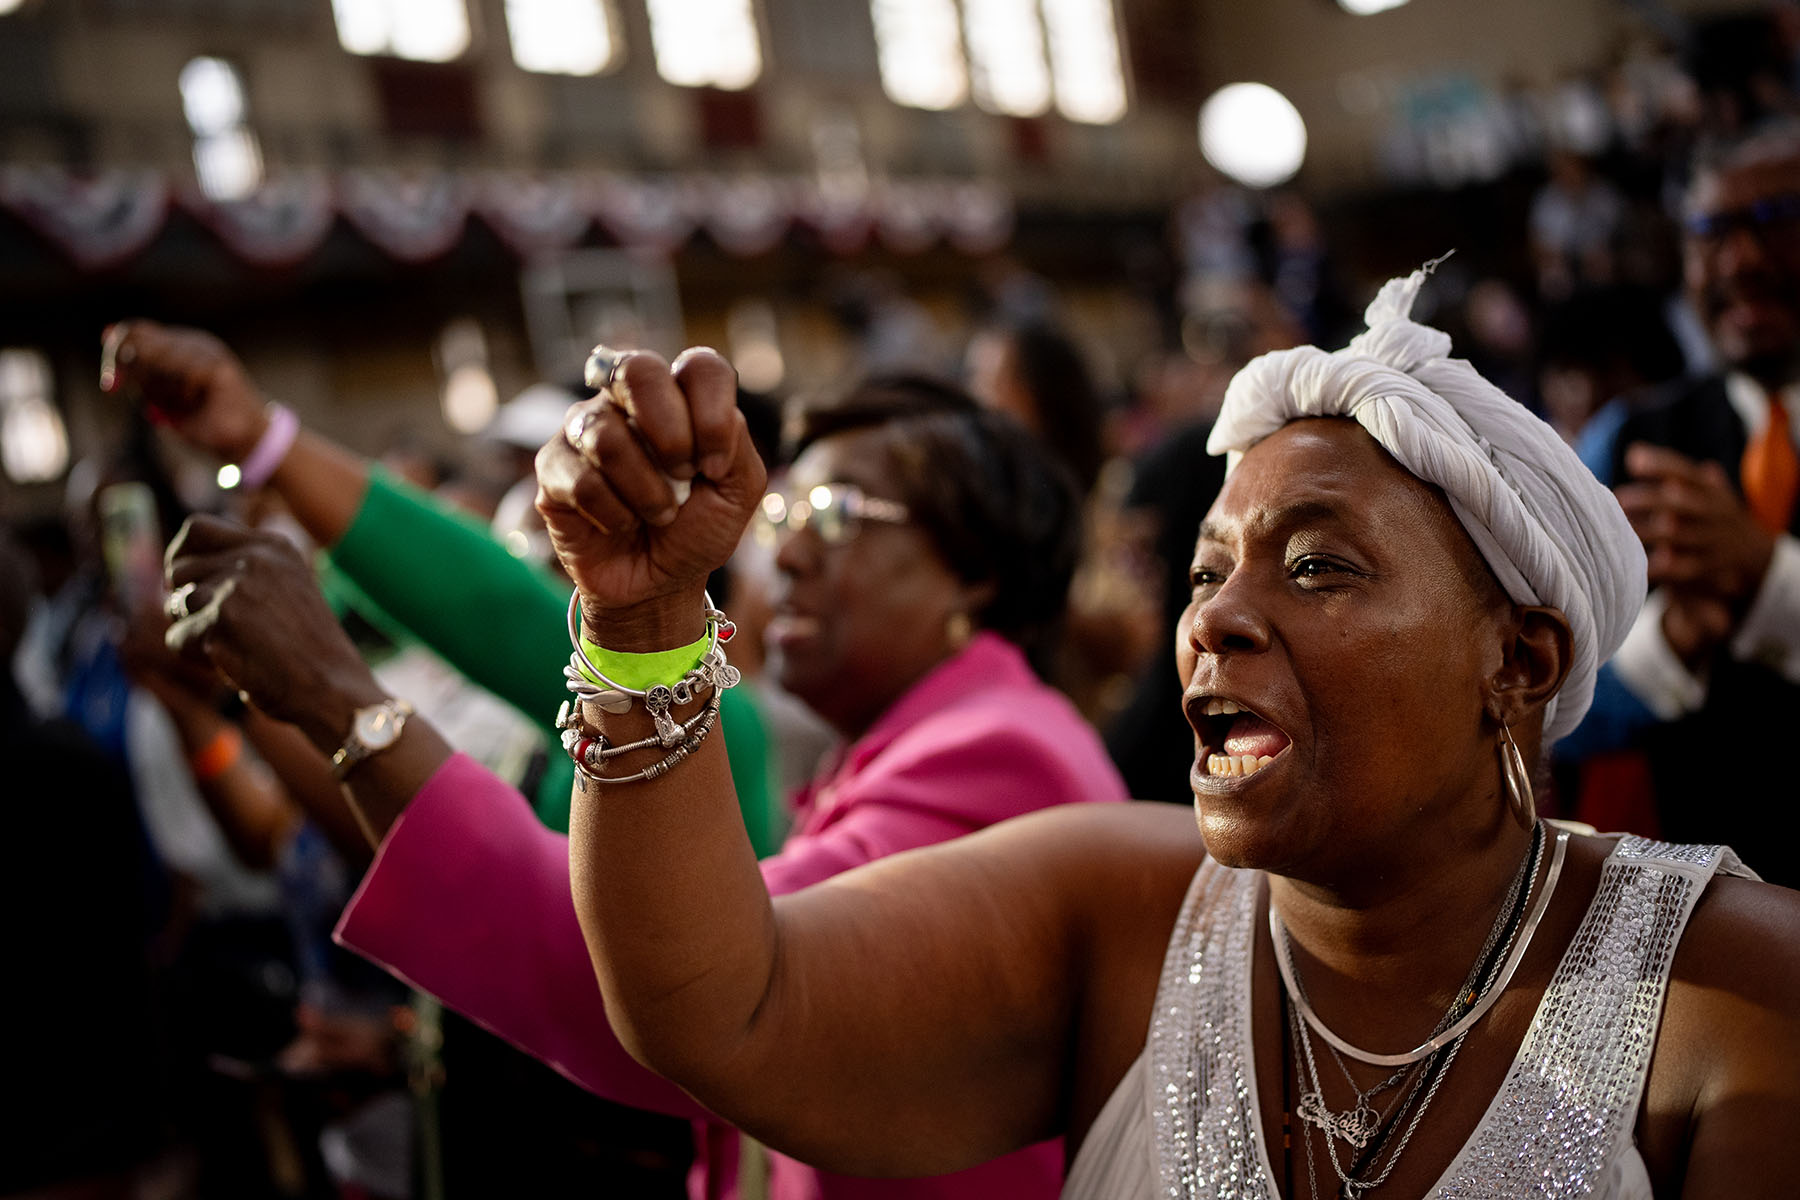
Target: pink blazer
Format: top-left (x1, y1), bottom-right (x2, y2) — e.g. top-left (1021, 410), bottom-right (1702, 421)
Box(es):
top-left (335, 633), bottom-right (1128, 1200)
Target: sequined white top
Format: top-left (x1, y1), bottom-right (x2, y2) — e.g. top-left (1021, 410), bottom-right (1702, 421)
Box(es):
top-left (1063, 835), bottom-right (1749, 1200)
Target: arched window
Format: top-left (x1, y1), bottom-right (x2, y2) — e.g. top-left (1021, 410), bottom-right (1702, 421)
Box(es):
top-left (1040, 0), bottom-right (1127, 123)
top-left (505, 0), bottom-right (621, 76)
top-left (0, 349), bottom-right (69, 484)
top-left (963, 0), bottom-right (1051, 117)
top-left (436, 319), bottom-right (499, 435)
top-left (872, 0), bottom-right (1126, 123)
top-left (331, 0), bottom-right (471, 62)
top-left (645, 0), bottom-right (762, 90)
top-left (180, 57), bottom-right (262, 202)
top-left (869, 0), bottom-right (966, 111)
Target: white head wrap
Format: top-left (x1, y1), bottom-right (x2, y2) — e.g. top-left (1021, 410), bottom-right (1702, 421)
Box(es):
top-left (1206, 266), bottom-right (1646, 742)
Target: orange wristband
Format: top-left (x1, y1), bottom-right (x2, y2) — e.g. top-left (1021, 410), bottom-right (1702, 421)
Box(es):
top-left (190, 726), bottom-right (244, 783)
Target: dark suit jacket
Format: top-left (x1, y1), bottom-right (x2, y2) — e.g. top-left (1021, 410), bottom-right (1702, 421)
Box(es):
top-left (1610, 375), bottom-right (1800, 887)
top-left (1105, 419), bottom-right (1229, 803)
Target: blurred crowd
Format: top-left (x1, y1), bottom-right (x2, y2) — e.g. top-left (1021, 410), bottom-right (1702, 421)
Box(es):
top-left (5, 4), bottom-right (1800, 1199)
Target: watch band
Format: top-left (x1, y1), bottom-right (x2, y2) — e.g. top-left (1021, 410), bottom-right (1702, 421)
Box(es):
top-left (331, 698), bottom-right (414, 782)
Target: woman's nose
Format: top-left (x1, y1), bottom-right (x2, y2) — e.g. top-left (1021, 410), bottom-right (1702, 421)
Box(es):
top-left (771, 521), bottom-right (816, 574)
top-left (1186, 574), bottom-right (1271, 657)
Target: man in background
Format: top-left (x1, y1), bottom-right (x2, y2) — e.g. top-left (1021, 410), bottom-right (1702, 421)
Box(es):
top-left (1601, 123), bottom-right (1800, 884)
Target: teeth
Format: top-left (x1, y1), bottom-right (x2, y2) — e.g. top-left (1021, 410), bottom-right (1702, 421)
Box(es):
top-left (1201, 698), bottom-right (1244, 717)
top-left (1205, 753), bottom-right (1276, 778)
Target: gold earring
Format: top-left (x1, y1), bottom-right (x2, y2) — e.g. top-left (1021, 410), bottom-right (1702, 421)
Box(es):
top-left (1498, 722), bottom-right (1536, 830)
top-left (946, 611), bottom-right (973, 649)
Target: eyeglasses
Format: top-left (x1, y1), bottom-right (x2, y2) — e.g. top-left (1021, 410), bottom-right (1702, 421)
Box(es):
top-left (754, 483), bottom-right (910, 547)
top-left (1685, 193), bottom-right (1800, 245)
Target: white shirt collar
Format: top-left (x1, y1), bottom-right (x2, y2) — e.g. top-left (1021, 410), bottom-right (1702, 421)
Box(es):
top-left (1724, 372), bottom-right (1800, 442)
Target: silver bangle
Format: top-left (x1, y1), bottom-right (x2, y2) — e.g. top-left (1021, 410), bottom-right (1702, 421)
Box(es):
top-left (563, 588), bottom-right (739, 713)
top-left (565, 692), bottom-right (722, 786)
top-left (557, 687), bottom-right (719, 765)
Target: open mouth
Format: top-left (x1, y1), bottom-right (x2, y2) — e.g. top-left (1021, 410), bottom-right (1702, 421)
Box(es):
top-left (766, 611), bottom-right (822, 646)
top-left (1189, 696), bottom-right (1292, 779)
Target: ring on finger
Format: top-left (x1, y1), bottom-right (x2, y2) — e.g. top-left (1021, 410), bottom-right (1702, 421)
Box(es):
top-left (583, 344), bottom-right (630, 395)
top-left (564, 407), bottom-right (603, 458)
top-left (585, 345), bottom-right (640, 424)
top-left (166, 581), bottom-right (197, 622)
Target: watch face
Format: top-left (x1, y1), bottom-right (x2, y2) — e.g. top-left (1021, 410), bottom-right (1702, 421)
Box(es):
top-left (354, 705), bottom-right (402, 750)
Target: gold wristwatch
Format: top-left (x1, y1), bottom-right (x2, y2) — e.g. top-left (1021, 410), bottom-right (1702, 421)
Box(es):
top-left (331, 698), bottom-right (414, 781)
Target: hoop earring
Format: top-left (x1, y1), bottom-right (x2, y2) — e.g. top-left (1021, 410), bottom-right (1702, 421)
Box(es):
top-left (1498, 723), bottom-right (1536, 830)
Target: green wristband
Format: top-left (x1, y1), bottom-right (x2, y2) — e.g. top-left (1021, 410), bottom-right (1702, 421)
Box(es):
top-left (577, 630), bottom-right (711, 692)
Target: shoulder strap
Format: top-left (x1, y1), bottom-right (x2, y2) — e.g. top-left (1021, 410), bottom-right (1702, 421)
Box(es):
top-left (1147, 860), bottom-right (1279, 1200)
top-left (1429, 836), bottom-right (1735, 1197)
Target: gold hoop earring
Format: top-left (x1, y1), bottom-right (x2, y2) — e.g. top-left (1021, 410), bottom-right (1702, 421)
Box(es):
top-left (946, 611), bottom-right (973, 650)
top-left (1498, 723), bottom-right (1536, 830)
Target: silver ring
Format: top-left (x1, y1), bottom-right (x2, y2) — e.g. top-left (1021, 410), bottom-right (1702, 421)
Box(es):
top-left (564, 406), bottom-right (602, 456)
top-left (583, 344), bottom-right (629, 394)
top-left (166, 581), bottom-right (197, 622)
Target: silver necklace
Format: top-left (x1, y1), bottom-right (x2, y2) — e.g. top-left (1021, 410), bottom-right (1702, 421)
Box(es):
top-left (1271, 826), bottom-right (1569, 1067)
top-left (1290, 1004), bottom-right (1454, 1199)
top-left (1300, 1005), bottom-right (1470, 1200)
top-left (1293, 1029), bottom-right (1414, 1152)
top-left (1284, 824), bottom-right (1558, 1198)
top-left (1297, 889), bottom-right (1513, 1200)
top-left (1293, 1004), bottom-right (1325, 1200)
top-left (1294, 822), bottom-right (1545, 1151)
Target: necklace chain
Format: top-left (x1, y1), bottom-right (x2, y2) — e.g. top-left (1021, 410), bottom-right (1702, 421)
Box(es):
top-left (1281, 823), bottom-right (1560, 1199)
top-left (1273, 827), bottom-right (1569, 1067)
top-left (1300, 820), bottom-right (1545, 1153)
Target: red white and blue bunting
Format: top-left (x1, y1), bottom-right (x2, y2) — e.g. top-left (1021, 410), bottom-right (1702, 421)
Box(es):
top-left (339, 169), bottom-right (473, 263)
top-left (180, 172), bottom-right (336, 267)
top-left (0, 167), bottom-right (171, 270)
top-left (0, 165), bottom-right (1014, 271)
top-left (475, 172), bottom-right (593, 258)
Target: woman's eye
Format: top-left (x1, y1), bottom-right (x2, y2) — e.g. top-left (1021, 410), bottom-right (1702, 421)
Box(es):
top-left (1189, 567), bottom-right (1224, 589)
top-left (1290, 556), bottom-right (1343, 580)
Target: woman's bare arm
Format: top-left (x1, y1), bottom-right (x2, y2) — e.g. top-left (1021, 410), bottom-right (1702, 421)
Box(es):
top-left (1647, 877), bottom-right (1800, 1198)
top-left (105, 320), bottom-right (371, 547)
top-left (538, 346), bottom-right (1204, 1173)
top-left (572, 722), bottom-right (1200, 1176)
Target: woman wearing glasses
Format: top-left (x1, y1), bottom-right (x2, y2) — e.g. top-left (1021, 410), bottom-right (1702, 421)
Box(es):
top-left (470, 272), bottom-right (1798, 1198)
top-left (157, 366), bottom-right (1129, 1199)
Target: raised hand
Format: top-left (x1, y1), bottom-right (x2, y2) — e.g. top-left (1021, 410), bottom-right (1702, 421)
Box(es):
top-left (101, 320), bottom-right (271, 462)
top-left (117, 588), bottom-right (227, 714)
top-left (535, 347), bottom-right (766, 648)
top-left (1660, 590), bottom-right (1735, 669)
top-left (162, 514), bottom-right (385, 747)
top-left (1616, 442), bottom-right (1777, 608)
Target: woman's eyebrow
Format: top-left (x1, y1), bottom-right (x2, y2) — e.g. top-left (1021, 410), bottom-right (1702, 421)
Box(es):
top-left (1196, 499), bottom-right (1351, 548)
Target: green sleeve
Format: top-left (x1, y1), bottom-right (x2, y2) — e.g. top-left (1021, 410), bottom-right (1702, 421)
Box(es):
top-left (330, 470), bottom-right (572, 730)
top-left (329, 470), bottom-right (781, 848)
top-left (531, 689), bottom-right (783, 856)
top-left (720, 683), bottom-right (782, 857)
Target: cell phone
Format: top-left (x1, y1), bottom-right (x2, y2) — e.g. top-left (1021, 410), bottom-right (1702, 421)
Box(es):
top-left (97, 481), bottom-right (164, 611)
